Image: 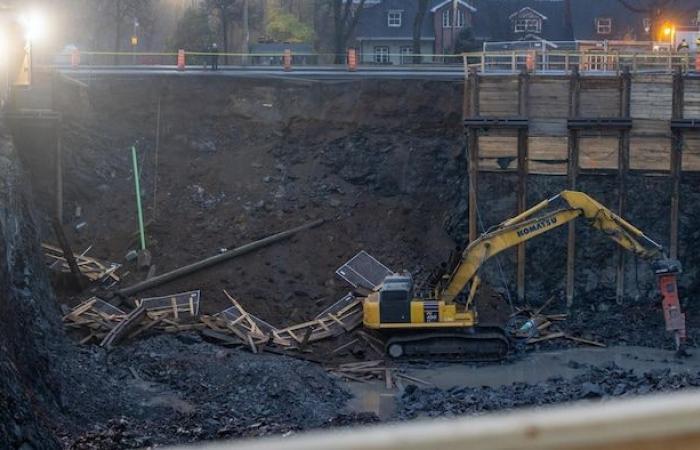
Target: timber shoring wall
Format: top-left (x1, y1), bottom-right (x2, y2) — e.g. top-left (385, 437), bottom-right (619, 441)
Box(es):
top-left (464, 70), bottom-right (700, 305)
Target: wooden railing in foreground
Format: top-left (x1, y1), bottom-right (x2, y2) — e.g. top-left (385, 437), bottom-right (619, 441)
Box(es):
top-left (175, 389), bottom-right (700, 450)
top-left (463, 50), bottom-right (697, 74)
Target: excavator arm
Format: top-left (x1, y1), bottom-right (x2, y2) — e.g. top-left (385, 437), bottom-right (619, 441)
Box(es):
top-left (436, 190), bottom-right (686, 351)
top-left (440, 190), bottom-right (665, 304)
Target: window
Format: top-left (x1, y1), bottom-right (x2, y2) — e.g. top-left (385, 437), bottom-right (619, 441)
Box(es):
top-left (388, 10), bottom-right (402, 27)
top-left (456, 10), bottom-right (465, 27)
top-left (400, 46), bottom-right (413, 64)
top-left (514, 18), bottom-right (541, 33)
top-left (596, 17), bottom-right (612, 34)
top-left (443, 9), bottom-right (466, 28)
top-left (374, 46), bottom-right (389, 64)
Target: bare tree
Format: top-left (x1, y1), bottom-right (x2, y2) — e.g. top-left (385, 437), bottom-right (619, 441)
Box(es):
top-left (331, 0), bottom-right (368, 63)
top-left (412, 0), bottom-right (431, 64)
top-left (92, 0), bottom-right (154, 63)
top-left (616, 0), bottom-right (675, 39)
top-left (205, 0), bottom-right (239, 62)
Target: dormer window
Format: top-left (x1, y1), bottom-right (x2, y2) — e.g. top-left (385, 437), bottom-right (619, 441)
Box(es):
top-left (510, 7), bottom-right (546, 33)
top-left (442, 9), bottom-right (465, 28)
top-left (388, 10), bottom-right (402, 27)
top-left (515, 18), bottom-right (541, 33)
top-left (596, 17), bottom-right (612, 34)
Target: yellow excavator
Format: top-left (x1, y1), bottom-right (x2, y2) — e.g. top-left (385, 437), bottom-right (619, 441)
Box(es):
top-left (363, 190), bottom-right (686, 361)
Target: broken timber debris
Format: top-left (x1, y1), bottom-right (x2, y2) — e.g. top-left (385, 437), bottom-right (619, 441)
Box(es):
top-left (43, 243), bottom-right (121, 284)
top-left (117, 218), bottom-right (325, 297)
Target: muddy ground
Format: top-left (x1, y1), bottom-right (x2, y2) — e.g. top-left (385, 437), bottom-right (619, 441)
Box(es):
top-left (3, 73), bottom-right (700, 449)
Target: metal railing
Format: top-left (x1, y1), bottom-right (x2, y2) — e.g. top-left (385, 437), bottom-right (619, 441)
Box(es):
top-left (50, 50), bottom-right (465, 70)
top-left (463, 50), bottom-right (699, 75)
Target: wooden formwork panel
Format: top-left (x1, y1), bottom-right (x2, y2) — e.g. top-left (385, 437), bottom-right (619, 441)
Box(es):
top-left (529, 136), bottom-right (568, 175)
top-left (684, 79), bottom-right (700, 119)
top-left (479, 77), bottom-right (519, 116)
top-left (631, 119), bottom-right (671, 136)
top-left (479, 136), bottom-right (518, 158)
top-left (529, 78), bottom-right (570, 118)
top-left (530, 118), bottom-right (568, 136)
top-left (579, 84), bottom-right (621, 117)
top-left (630, 76), bottom-right (673, 120)
top-left (683, 134), bottom-right (700, 171)
top-left (579, 136), bottom-right (619, 170)
top-left (630, 136), bottom-right (671, 171)
top-left (478, 135), bottom-right (518, 171)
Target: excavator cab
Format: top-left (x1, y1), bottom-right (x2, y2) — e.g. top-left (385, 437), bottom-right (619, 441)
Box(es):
top-left (378, 274), bottom-right (413, 323)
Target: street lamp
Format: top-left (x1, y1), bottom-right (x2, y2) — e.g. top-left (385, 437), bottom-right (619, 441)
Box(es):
top-left (131, 18), bottom-right (139, 65)
top-left (19, 10), bottom-right (47, 86)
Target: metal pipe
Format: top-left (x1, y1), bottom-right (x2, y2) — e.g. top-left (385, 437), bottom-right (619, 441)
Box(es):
top-left (117, 219), bottom-right (325, 297)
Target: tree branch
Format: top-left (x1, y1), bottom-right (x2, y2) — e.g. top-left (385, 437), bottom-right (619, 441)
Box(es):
top-left (616, 0), bottom-right (650, 13)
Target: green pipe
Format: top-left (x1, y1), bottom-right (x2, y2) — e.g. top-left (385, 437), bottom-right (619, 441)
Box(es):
top-left (131, 146), bottom-right (146, 251)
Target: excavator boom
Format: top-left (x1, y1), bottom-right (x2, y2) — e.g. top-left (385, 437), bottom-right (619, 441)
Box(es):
top-left (364, 190), bottom-right (687, 359)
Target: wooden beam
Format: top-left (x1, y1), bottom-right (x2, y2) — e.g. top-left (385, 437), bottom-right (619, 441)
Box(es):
top-left (193, 390), bottom-right (700, 450)
top-left (51, 217), bottom-right (83, 290)
top-left (55, 125), bottom-right (63, 224)
top-left (467, 67), bottom-right (480, 243)
top-left (516, 70), bottom-right (529, 303)
top-left (669, 69), bottom-right (683, 259)
top-left (616, 67), bottom-right (631, 304)
top-left (566, 67), bottom-right (581, 307)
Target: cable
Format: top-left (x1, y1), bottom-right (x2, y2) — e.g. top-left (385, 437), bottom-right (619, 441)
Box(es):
top-left (467, 152), bottom-right (515, 312)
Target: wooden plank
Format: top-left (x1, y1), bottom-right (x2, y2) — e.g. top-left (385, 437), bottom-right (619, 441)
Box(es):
top-left (215, 389), bottom-right (700, 450)
top-left (478, 136), bottom-right (518, 159)
top-left (579, 136), bottom-right (619, 170)
top-left (528, 136), bottom-right (568, 163)
top-left (479, 78), bottom-right (519, 116)
top-left (683, 78), bottom-right (700, 118)
top-left (529, 78), bottom-right (570, 118)
top-left (630, 75), bottom-right (673, 120)
top-left (682, 136), bottom-right (700, 171)
top-left (629, 137), bottom-right (671, 171)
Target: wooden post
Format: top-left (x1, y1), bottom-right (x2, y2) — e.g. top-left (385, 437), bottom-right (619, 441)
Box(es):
top-left (566, 66), bottom-right (581, 307)
top-left (616, 67), bottom-right (631, 304)
top-left (55, 124), bottom-right (63, 224)
top-left (670, 68), bottom-right (684, 259)
top-left (467, 68), bottom-right (480, 243)
top-left (51, 217), bottom-right (83, 290)
top-left (516, 69), bottom-right (529, 302)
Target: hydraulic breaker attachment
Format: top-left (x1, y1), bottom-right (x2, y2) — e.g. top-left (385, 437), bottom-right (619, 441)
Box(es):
top-left (653, 259), bottom-right (686, 353)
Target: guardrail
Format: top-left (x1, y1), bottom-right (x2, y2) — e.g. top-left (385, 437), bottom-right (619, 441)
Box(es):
top-left (52, 49), bottom-right (464, 70)
top-left (463, 50), bottom-right (700, 75)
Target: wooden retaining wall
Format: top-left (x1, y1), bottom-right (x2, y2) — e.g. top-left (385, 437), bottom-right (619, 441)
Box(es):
top-left (464, 69), bottom-right (700, 305)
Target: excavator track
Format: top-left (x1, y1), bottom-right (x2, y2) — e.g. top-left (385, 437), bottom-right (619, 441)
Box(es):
top-left (384, 327), bottom-right (510, 362)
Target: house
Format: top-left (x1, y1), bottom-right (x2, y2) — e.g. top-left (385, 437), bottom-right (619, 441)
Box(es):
top-left (353, 0), bottom-right (477, 64)
top-left (469, 0), bottom-right (572, 50)
top-left (350, 0), bottom-right (700, 65)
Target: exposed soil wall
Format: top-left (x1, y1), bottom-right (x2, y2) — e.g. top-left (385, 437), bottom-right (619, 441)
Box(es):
top-left (0, 129), bottom-right (61, 449)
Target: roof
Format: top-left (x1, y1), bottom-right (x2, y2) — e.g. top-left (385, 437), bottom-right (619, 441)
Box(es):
top-left (354, 0), bottom-right (436, 40)
top-left (508, 6), bottom-right (547, 20)
top-left (430, 0), bottom-right (477, 13)
top-left (470, 0), bottom-right (572, 42)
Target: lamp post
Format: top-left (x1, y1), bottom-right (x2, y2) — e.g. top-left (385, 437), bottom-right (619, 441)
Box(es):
top-left (131, 18), bottom-right (139, 65)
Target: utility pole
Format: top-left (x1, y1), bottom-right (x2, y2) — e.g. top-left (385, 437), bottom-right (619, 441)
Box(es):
top-left (243, 0), bottom-right (249, 65)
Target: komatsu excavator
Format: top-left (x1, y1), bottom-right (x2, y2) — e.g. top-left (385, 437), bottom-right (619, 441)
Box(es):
top-left (363, 191), bottom-right (686, 361)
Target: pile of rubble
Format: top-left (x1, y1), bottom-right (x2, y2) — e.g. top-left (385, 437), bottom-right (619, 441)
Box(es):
top-left (398, 362), bottom-right (700, 419)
